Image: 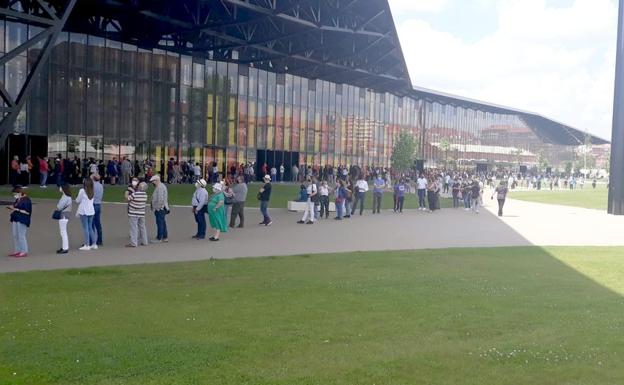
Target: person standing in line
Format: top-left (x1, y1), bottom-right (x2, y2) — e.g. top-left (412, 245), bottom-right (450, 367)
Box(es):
top-left (10, 155), bottom-right (20, 187)
top-left (76, 178), bottom-right (97, 251)
top-left (150, 175), bottom-right (169, 243)
top-left (126, 181), bottom-right (149, 247)
top-left (491, 181), bottom-right (509, 217)
top-left (334, 179), bottom-right (346, 220)
top-left (270, 166), bottom-right (277, 182)
top-left (372, 174), bottom-right (385, 214)
top-left (38, 156), bottom-right (49, 188)
top-left (121, 157), bottom-right (133, 186)
top-left (462, 180), bottom-right (472, 211)
top-left (394, 178), bottom-right (406, 213)
top-left (298, 176), bottom-right (318, 224)
top-left (471, 179), bottom-right (481, 214)
top-left (426, 178), bottom-right (438, 213)
top-left (55, 184), bottom-right (72, 254)
top-left (91, 173), bottom-right (104, 247)
top-left (451, 179), bottom-right (461, 209)
top-left (125, 177), bottom-right (139, 200)
top-left (229, 175), bottom-right (247, 228)
top-left (279, 163), bottom-right (285, 183)
top-left (19, 158), bottom-right (30, 186)
top-left (54, 158), bottom-right (63, 187)
top-left (258, 174), bottom-right (272, 226)
top-left (208, 183), bottom-right (227, 241)
top-left (344, 179), bottom-right (353, 218)
top-left (417, 173), bottom-right (428, 211)
top-left (318, 180), bottom-right (330, 219)
top-left (351, 175), bottom-right (368, 216)
top-left (7, 186), bottom-right (32, 258)
top-left (193, 162), bottom-right (201, 183)
top-left (191, 179), bottom-right (209, 239)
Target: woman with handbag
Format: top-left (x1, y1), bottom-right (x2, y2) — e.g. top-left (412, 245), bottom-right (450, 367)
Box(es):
top-left (55, 184), bottom-right (73, 254)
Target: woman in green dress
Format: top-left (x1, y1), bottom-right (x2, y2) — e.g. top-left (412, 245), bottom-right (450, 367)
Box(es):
top-left (208, 183), bottom-right (228, 241)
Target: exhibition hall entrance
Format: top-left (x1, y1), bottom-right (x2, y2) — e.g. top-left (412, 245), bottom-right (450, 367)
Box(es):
top-left (256, 150), bottom-right (299, 181)
top-left (0, 134), bottom-right (47, 185)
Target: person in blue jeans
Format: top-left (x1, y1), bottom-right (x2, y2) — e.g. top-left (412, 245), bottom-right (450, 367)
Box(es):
top-left (258, 174), bottom-right (272, 226)
top-left (76, 178), bottom-right (97, 251)
top-left (191, 179), bottom-right (208, 239)
top-left (334, 179), bottom-right (347, 220)
top-left (91, 174), bottom-right (104, 246)
top-left (8, 185), bottom-right (32, 258)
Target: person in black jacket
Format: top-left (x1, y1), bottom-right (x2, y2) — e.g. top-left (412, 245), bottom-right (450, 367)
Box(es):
top-left (258, 174), bottom-right (272, 226)
top-left (7, 186), bottom-right (32, 258)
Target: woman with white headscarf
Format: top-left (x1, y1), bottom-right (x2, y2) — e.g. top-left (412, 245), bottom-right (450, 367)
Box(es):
top-left (207, 183), bottom-right (228, 241)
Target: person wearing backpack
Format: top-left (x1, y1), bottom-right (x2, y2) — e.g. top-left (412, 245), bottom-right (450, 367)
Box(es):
top-left (298, 176), bottom-right (317, 224)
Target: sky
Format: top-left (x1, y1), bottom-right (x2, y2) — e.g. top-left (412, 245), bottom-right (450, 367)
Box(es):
top-left (387, 0), bottom-right (618, 140)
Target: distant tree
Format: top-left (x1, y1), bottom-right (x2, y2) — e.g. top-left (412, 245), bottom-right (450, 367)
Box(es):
top-left (439, 137), bottom-right (451, 170)
top-left (564, 160), bottom-right (574, 175)
top-left (391, 130), bottom-right (418, 173)
top-left (511, 148), bottom-right (523, 171)
top-left (537, 150), bottom-right (550, 171)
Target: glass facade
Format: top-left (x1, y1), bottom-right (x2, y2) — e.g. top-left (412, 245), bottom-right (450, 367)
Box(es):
top-left (8, 28), bottom-right (568, 173)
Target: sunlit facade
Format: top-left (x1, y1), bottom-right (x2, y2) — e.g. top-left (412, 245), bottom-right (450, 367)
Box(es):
top-left (3, 23), bottom-right (581, 175)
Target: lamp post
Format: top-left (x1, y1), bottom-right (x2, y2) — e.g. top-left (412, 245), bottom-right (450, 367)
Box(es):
top-left (608, 0), bottom-right (624, 215)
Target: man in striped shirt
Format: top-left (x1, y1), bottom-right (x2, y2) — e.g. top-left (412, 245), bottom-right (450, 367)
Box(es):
top-left (126, 181), bottom-right (149, 247)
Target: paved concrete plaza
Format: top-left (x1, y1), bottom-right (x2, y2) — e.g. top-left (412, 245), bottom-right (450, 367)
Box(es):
top-left (1, 193), bottom-right (623, 273)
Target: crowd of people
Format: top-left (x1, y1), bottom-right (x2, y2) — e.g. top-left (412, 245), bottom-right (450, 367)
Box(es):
top-left (12, 150), bottom-right (611, 259)
top-left (7, 157), bottom-right (519, 258)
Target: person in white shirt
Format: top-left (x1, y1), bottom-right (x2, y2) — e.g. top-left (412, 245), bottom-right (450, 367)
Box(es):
top-left (193, 163), bottom-right (201, 183)
top-left (270, 166), bottom-right (277, 182)
top-left (279, 164), bottom-right (285, 183)
top-left (318, 181), bottom-right (330, 219)
top-left (416, 174), bottom-right (428, 210)
top-left (351, 175), bottom-right (369, 216)
top-left (76, 178), bottom-right (97, 251)
top-left (297, 177), bottom-right (317, 224)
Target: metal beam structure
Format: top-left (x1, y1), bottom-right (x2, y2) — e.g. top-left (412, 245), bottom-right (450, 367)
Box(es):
top-left (608, 0), bottom-right (624, 215)
top-left (54, 0), bottom-right (412, 95)
top-left (0, 0), bottom-right (77, 150)
top-left (0, 0), bottom-right (611, 156)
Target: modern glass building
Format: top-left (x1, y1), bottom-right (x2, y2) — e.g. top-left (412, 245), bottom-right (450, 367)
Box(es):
top-left (0, 0), bottom-right (608, 182)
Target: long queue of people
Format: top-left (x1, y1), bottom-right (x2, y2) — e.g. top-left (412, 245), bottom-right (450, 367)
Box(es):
top-left (6, 172), bottom-right (273, 258)
top-left (6, 166), bottom-right (511, 258)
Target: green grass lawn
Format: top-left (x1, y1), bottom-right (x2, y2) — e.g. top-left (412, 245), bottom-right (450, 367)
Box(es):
top-left (0, 183), bottom-right (451, 210)
top-left (2, 246), bottom-right (623, 385)
top-left (509, 184), bottom-right (608, 210)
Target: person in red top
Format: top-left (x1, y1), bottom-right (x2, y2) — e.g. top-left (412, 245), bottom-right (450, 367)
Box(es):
top-left (10, 156), bottom-right (19, 187)
top-left (38, 156), bottom-right (49, 188)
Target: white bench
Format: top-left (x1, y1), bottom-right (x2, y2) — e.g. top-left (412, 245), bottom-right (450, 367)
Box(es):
top-left (287, 201), bottom-right (336, 212)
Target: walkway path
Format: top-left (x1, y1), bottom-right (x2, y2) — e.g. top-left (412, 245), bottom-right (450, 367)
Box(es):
top-left (1, 194), bottom-right (623, 273)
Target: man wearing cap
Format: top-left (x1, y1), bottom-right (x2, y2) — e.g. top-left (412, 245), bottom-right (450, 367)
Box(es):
top-left (258, 174), bottom-right (272, 226)
top-left (150, 174), bottom-right (169, 243)
top-left (192, 179), bottom-right (209, 239)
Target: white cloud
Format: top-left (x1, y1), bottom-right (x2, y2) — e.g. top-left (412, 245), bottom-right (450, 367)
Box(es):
top-left (387, 0), bottom-right (449, 13)
top-left (394, 0), bottom-right (617, 140)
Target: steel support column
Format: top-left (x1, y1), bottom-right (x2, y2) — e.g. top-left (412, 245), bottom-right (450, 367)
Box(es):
top-left (609, 0), bottom-right (624, 215)
top-left (0, 0), bottom-right (77, 151)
